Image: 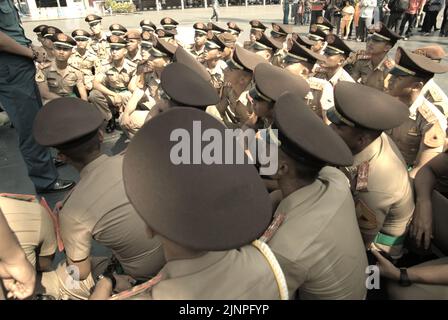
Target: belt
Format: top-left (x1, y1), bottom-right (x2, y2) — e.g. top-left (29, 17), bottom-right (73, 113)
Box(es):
top-left (373, 232), bottom-right (406, 247)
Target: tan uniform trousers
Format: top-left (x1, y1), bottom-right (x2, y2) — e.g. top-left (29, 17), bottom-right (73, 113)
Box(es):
top-left (37, 257), bottom-right (109, 300)
top-left (387, 257), bottom-right (448, 299)
top-left (119, 110), bottom-right (149, 139)
top-left (88, 89), bottom-right (132, 122)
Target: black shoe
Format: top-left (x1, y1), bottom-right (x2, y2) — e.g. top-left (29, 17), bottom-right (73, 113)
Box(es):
top-left (53, 158), bottom-right (66, 168)
top-left (36, 179), bottom-right (76, 194)
top-left (105, 119), bottom-right (116, 133)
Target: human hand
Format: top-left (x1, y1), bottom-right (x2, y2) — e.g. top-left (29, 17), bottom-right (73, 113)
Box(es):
top-left (31, 46), bottom-right (47, 63)
top-left (0, 255), bottom-right (36, 300)
top-left (410, 198), bottom-right (433, 250)
top-left (371, 249), bottom-right (400, 281)
top-left (113, 273), bottom-right (136, 293)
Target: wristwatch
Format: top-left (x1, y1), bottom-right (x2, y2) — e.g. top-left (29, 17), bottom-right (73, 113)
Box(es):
top-left (399, 268), bottom-right (412, 287)
top-left (97, 272), bottom-right (116, 291)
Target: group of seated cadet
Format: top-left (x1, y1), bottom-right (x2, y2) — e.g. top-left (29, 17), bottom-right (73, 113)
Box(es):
top-left (3, 13), bottom-right (448, 301)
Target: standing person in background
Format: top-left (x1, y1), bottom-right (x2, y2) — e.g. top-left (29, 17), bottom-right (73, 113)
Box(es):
top-left (310, 0), bottom-right (325, 25)
top-left (382, 0), bottom-right (391, 25)
top-left (283, 0), bottom-right (292, 24)
top-left (210, 0), bottom-right (220, 22)
top-left (387, 0), bottom-right (406, 32)
top-left (341, 0), bottom-right (355, 38)
top-left (357, 0), bottom-right (377, 41)
top-left (0, 0), bottom-right (74, 194)
top-left (399, 0), bottom-right (426, 40)
top-left (421, 0), bottom-right (443, 35)
top-left (352, 0), bottom-right (361, 39)
top-left (292, 0), bottom-right (300, 24)
top-left (440, 0), bottom-right (448, 36)
top-left (333, 0), bottom-right (344, 35)
top-left (305, 0), bottom-right (312, 23)
top-left (298, 0), bottom-right (306, 24)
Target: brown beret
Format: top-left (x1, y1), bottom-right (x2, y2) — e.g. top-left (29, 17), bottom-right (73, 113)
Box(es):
top-left (125, 29), bottom-right (141, 40)
top-left (123, 108), bottom-right (273, 251)
top-left (412, 46), bottom-right (447, 61)
top-left (33, 97), bottom-right (103, 147)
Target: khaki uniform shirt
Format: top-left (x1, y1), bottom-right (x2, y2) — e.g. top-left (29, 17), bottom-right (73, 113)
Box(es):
top-left (349, 55), bottom-right (391, 91)
top-left (328, 67), bottom-right (355, 86)
top-left (69, 49), bottom-right (98, 90)
top-left (217, 83), bottom-right (253, 128)
top-left (97, 59), bottom-right (137, 92)
top-left (59, 154), bottom-right (165, 281)
top-left (268, 167), bottom-right (368, 300)
top-left (389, 95), bottom-right (447, 167)
top-left (0, 196), bottom-right (57, 267)
top-left (206, 60), bottom-right (227, 90)
top-left (345, 133), bottom-right (415, 257)
top-left (35, 61), bottom-right (84, 97)
top-left (88, 33), bottom-right (110, 62)
top-left (126, 49), bottom-right (143, 65)
top-left (305, 76), bottom-right (334, 119)
top-left (188, 44), bottom-right (206, 59)
top-left (114, 248), bottom-right (281, 300)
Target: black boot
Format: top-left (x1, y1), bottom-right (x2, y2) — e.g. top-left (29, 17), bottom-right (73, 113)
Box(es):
top-left (105, 118), bottom-right (116, 133)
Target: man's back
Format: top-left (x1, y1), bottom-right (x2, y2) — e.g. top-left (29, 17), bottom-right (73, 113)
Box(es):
top-left (0, 196), bottom-right (57, 267)
top-left (268, 166), bottom-right (368, 299)
top-left (60, 154), bottom-right (165, 280)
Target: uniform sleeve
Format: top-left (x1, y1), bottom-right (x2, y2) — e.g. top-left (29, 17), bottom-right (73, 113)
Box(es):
top-left (60, 211), bottom-right (93, 261)
top-left (320, 81), bottom-right (335, 111)
top-left (75, 70), bottom-right (84, 86)
top-left (355, 190), bottom-right (393, 242)
top-left (38, 206), bottom-right (57, 257)
top-left (274, 252), bottom-right (308, 298)
top-left (348, 61), bottom-right (361, 82)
